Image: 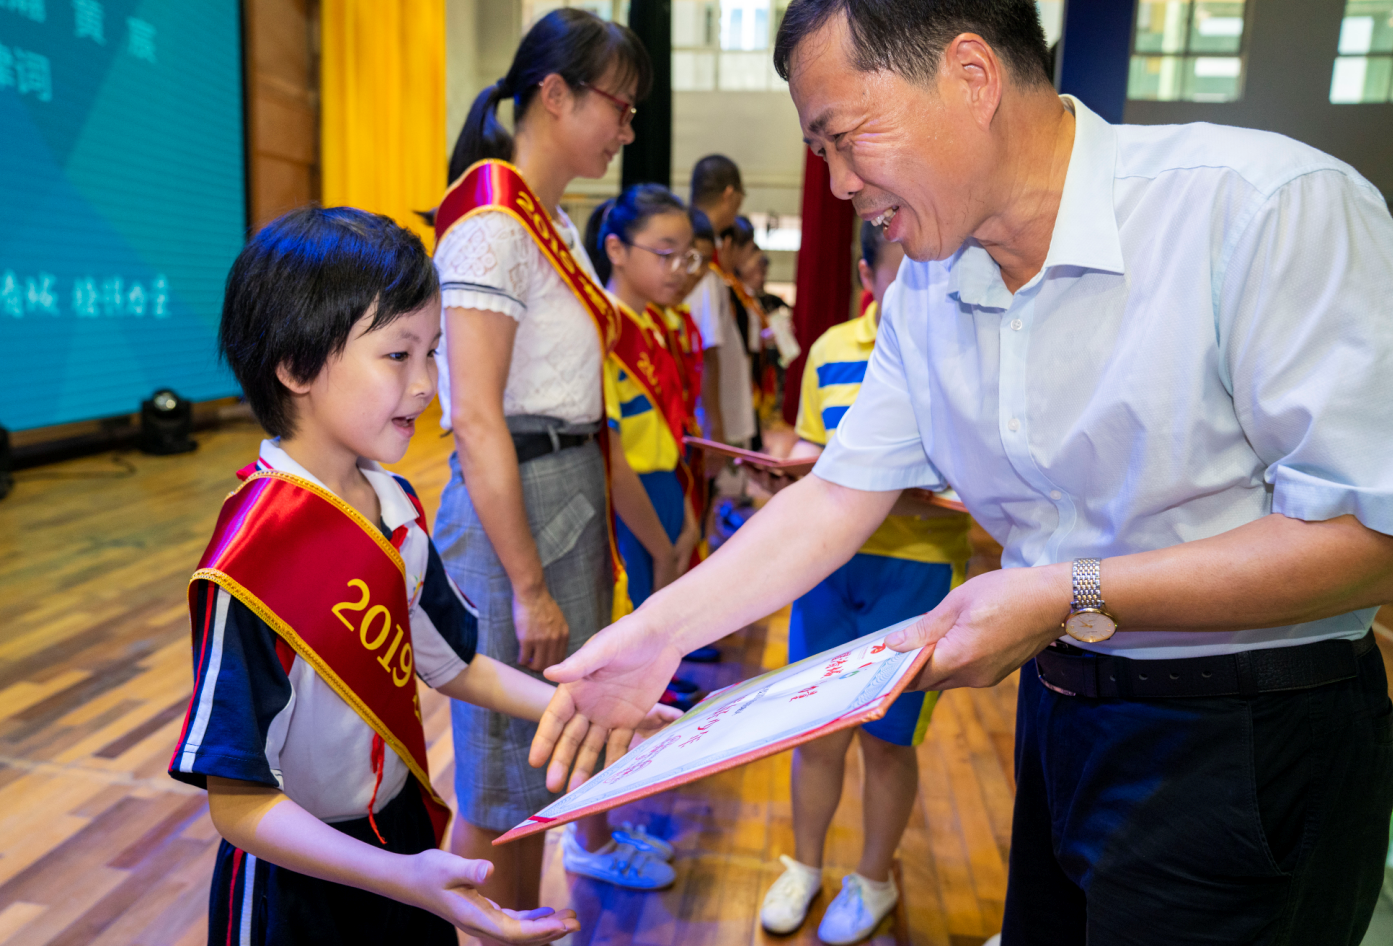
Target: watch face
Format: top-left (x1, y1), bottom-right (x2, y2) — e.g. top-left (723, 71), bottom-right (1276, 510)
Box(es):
top-left (1065, 611), bottom-right (1117, 643)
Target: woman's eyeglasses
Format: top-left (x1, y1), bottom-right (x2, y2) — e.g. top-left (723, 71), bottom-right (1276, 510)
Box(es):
top-left (580, 82), bottom-right (637, 127)
top-left (625, 241), bottom-right (704, 275)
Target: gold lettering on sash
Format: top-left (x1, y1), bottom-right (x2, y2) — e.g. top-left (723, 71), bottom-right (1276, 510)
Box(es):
top-left (331, 579), bottom-right (370, 629)
top-left (360, 605), bottom-right (392, 649)
top-left (637, 352), bottom-right (660, 388)
top-left (329, 580), bottom-right (414, 686)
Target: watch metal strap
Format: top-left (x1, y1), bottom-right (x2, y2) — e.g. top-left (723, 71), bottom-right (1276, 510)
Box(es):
top-left (1072, 558), bottom-right (1104, 610)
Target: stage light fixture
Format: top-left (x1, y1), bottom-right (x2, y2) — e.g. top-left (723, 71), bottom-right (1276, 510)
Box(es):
top-left (0, 425), bottom-right (12, 500)
top-left (139, 389), bottom-right (197, 455)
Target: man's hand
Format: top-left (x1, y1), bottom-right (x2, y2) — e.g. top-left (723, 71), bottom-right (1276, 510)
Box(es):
top-left (885, 564), bottom-right (1069, 690)
top-left (513, 587), bottom-right (570, 671)
top-left (403, 850), bottom-right (579, 943)
top-left (529, 615), bottom-right (686, 791)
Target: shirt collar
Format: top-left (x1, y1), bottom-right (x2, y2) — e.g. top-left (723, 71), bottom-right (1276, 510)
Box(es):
top-left (949, 95), bottom-right (1125, 309)
top-left (1041, 96), bottom-right (1125, 275)
top-left (855, 303), bottom-right (879, 345)
top-left (257, 439), bottom-right (418, 532)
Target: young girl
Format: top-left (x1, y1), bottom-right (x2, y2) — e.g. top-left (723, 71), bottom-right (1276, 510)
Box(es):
top-left (584, 185), bottom-right (703, 610)
top-left (430, 8), bottom-right (677, 911)
top-left (174, 207), bottom-right (598, 944)
top-left (664, 208), bottom-right (713, 436)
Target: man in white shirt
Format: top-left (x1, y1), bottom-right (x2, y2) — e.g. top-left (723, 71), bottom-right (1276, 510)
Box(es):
top-left (536, 2), bottom-right (1393, 943)
top-left (686, 154), bottom-right (756, 446)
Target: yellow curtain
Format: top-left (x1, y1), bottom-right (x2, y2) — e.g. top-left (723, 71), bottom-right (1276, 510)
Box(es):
top-left (321, 0), bottom-right (446, 251)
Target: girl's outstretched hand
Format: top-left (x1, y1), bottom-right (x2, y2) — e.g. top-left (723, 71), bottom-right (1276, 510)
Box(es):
top-left (405, 849), bottom-right (580, 944)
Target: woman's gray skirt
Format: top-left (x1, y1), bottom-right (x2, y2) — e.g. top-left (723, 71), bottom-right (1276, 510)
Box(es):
top-left (435, 418), bottom-right (612, 833)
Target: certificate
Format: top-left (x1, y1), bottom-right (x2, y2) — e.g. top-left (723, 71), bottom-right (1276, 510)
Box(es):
top-left (684, 437), bottom-right (966, 512)
top-left (496, 619), bottom-right (930, 844)
top-left (682, 436), bottom-right (819, 477)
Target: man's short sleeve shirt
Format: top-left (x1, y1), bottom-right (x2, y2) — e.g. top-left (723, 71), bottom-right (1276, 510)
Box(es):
top-left (814, 96), bottom-right (1393, 659)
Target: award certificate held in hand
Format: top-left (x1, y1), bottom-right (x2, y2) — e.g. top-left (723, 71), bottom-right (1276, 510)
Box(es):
top-left (496, 619), bottom-right (931, 844)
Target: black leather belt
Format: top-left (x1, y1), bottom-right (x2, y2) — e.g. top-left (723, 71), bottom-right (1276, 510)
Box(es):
top-left (511, 429), bottom-right (595, 465)
top-left (1035, 630), bottom-right (1376, 699)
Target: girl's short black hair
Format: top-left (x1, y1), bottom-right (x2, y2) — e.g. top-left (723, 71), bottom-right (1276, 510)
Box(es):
top-left (219, 206), bottom-right (440, 439)
top-left (583, 183), bottom-right (686, 285)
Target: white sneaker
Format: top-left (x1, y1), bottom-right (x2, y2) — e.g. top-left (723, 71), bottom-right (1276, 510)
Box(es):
top-left (561, 823), bottom-right (676, 890)
top-left (817, 872), bottom-right (898, 945)
top-left (614, 822), bottom-right (675, 861)
top-left (760, 855), bottom-right (822, 934)
top-left (982, 936), bottom-right (1002, 946)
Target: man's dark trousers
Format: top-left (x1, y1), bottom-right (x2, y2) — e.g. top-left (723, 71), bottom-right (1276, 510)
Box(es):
top-left (1002, 639), bottom-right (1393, 945)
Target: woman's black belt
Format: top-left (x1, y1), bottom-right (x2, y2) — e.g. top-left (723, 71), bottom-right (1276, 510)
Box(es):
top-left (1034, 630), bottom-right (1377, 699)
top-left (511, 429), bottom-right (595, 464)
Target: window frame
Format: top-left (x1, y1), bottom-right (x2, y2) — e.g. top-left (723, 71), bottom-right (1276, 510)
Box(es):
top-left (1328, 1), bottom-right (1393, 104)
top-left (671, 0), bottom-right (791, 93)
top-left (1127, 0), bottom-right (1253, 103)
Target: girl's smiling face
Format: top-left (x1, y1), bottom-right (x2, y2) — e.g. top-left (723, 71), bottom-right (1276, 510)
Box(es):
top-left (278, 298), bottom-right (441, 466)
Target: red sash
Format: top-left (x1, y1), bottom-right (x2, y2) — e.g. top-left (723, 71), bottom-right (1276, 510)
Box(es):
top-left (712, 263), bottom-right (777, 406)
top-left (712, 261), bottom-right (766, 330)
top-left (611, 303), bottom-right (694, 497)
top-left (435, 159), bottom-right (621, 351)
top-left (434, 159), bottom-right (630, 618)
top-left (661, 304), bottom-right (704, 425)
top-left (189, 471), bottom-right (450, 844)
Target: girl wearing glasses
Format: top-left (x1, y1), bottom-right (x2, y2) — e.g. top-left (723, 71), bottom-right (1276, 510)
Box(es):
top-left (431, 8), bottom-right (678, 921)
top-left (585, 186), bottom-right (704, 615)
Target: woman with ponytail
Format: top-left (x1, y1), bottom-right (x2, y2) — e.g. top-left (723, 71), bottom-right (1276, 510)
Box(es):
top-left (429, 9), bottom-right (677, 920)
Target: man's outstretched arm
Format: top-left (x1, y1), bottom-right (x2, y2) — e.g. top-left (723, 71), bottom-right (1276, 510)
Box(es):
top-left (530, 472), bottom-right (899, 791)
top-left (889, 512), bottom-right (1393, 692)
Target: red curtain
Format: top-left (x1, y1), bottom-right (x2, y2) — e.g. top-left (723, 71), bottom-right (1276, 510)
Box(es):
top-left (783, 148), bottom-right (856, 425)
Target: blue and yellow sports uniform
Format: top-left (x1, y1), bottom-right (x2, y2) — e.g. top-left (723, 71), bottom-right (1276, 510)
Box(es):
top-left (605, 304), bottom-right (687, 606)
top-left (792, 302), bottom-right (971, 746)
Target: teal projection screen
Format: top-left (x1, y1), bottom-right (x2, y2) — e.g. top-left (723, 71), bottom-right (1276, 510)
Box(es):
top-left (0, 0), bottom-right (245, 431)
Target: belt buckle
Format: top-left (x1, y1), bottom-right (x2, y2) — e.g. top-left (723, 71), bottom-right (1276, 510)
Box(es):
top-left (1036, 661), bottom-right (1079, 697)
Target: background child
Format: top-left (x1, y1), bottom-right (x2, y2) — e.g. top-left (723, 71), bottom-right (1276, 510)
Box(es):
top-left (758, 220), bottom-right (972, 945)
top-left (174, 206), bottom-right (665, 945)
top-left (685, 155), bottom-right (752, 449)
top-left (584, 185), bottom-right (702, 609)
top-left (584, 187), bottom-right (707, 715)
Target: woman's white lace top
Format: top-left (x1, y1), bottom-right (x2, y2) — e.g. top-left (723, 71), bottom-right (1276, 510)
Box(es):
top-left (435, 208), bottom-right (603, 428)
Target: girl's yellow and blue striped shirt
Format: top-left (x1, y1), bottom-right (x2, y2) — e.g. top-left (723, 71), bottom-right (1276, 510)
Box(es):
top-left (796, 303), bottom-right (972, 567)
top-left (604, 305), bottom-right (681, 476)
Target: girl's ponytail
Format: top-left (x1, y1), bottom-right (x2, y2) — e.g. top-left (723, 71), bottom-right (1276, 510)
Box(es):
top-left (448, 79), bottom-right (515, 184)
top-left (584, 198), bottom-right (618, 285)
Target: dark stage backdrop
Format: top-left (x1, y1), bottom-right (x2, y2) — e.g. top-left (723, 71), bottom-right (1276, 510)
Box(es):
top-left (0, 0), bottom-right (245, 431)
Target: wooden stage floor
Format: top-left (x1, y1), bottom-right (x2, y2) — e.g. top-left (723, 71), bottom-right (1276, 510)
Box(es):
top-left (2, 406), bottom-right (1387, 946)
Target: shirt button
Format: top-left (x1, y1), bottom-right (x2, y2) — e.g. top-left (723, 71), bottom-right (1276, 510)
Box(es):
top-left (1011, 318), bottom-right (1023, 331)
top-left (1050, 489), bottom-right (1062, 500)
top-left (1008, 418), bottom-right (1020, 432)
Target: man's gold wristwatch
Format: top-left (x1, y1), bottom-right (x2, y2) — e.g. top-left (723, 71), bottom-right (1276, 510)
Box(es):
top-left (1062, 558), bottom-right (1118, 643)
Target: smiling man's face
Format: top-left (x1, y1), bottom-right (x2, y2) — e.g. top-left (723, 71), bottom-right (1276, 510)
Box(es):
top-left (788, 13), bottom-right (1001, 263)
